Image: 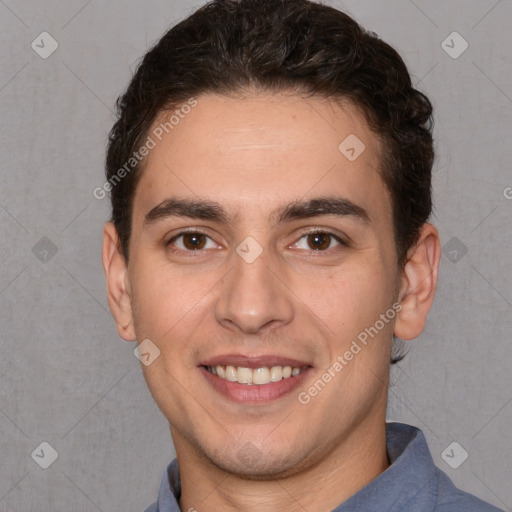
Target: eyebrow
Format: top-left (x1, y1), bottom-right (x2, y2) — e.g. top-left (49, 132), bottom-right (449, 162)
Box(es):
top-left (143, 196), bottom-right (370, 226)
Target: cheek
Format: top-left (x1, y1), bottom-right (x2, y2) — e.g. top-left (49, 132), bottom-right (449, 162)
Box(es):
top-left (296, 263), bottom-right (392, 335)
top-left (129, 258), bottom-right (218, 341)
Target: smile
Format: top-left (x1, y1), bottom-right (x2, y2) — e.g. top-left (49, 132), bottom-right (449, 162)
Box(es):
top-left (204, 364), bottom-right (307, 385)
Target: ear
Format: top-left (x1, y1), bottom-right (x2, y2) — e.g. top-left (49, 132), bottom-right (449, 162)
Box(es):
top-left (102, 222), bottom-right (136, 341)
top-left (394, 223), bottom-right (441, 341)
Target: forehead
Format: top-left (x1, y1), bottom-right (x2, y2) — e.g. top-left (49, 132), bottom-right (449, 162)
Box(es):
top-left (133, 92), bottom-right (391, 226)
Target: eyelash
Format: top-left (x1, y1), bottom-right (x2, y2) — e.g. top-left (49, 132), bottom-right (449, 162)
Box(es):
top-left (293, 228), bottom-right (347, 253)
top-left (165, 228), bottom-right (347, 256)
top-left (166, 229), bottom-right (218, 256)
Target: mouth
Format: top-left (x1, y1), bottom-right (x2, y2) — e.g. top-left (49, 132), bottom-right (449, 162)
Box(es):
top-left (203, 364), bottom-right (307, 385)
top-left (199, 355), bottom-right (313, 403)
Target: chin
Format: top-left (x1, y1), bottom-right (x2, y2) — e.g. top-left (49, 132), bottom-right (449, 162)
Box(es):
top-left (204, 444), bottom-right (313, 481)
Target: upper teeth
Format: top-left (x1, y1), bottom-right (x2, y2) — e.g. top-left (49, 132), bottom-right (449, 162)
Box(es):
top-left (206, 365), bottom-right (305, 385)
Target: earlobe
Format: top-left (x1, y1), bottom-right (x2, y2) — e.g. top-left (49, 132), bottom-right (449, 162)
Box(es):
top-left (102, 222), bottom-right (136, 341)
top-left (394, 223), bottom-right (441, 341)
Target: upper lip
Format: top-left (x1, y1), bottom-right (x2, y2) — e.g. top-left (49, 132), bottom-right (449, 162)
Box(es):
top-left (200, 354), bottom-right (312, 369)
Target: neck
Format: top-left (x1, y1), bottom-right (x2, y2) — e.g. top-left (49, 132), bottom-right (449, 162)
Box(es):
top-left (174, 417), bottom-right (390, 512)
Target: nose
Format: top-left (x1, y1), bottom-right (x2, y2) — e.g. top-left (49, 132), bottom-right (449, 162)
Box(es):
top-left (215, 245), bottom-right (295, 334)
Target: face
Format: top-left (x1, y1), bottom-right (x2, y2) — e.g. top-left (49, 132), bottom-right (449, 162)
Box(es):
top-left (107, 92), bottom-right (413, 478)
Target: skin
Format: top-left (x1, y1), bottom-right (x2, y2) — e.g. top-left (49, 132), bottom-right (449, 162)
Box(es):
top-left (103, 91), bottom-right (441, 512)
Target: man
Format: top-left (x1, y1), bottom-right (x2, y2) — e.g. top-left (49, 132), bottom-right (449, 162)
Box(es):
top-left (101, 0), bottom-right (502, 510)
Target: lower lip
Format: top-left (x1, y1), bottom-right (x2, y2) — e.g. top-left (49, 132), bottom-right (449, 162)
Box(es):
top-left (199, 366), bottom-right (312, 404)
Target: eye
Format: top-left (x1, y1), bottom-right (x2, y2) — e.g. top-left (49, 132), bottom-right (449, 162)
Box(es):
top-left (293, 230), bottom-right (345, 251)
top-left (167, 231), bottom-right (218, 252)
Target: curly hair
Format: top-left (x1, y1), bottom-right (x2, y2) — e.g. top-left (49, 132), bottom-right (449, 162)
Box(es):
top-left (105, 0), bottom-right (435, 361)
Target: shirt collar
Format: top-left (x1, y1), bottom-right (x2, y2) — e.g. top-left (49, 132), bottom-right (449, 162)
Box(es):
top-left (151, 422), bottom-right (437, 512)
top-left (333, 422), bottom-right (437, 511)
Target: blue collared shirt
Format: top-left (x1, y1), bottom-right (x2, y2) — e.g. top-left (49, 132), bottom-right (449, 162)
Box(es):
top-left (144, 422), bottom-right (503, 511)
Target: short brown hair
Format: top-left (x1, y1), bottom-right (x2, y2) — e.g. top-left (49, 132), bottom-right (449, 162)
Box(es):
top-left (106, 0), bottom-right (434, 267)
top-left (105, 0), bottom-right (435, 363)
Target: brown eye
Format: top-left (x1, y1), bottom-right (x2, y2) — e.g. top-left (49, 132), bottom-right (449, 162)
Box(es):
top-left (293, 231), bottom-right (344, 252)
top-left (307, 232), bottom-right (333, 250)
top-left (181, 233), bottom-right (207, 250)
top-left (167, 231), bottom-right (217, 252)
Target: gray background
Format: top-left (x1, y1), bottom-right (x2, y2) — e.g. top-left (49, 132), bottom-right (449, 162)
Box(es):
top-left (1, 0), bottom-right (511, 510)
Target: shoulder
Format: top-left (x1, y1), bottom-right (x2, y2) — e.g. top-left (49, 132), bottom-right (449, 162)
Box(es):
top-left (143, 502), bottom-right (158, 512)
top-left (433, 467), bottom-right (504, 512)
